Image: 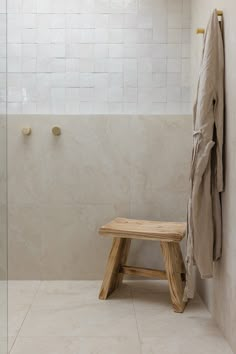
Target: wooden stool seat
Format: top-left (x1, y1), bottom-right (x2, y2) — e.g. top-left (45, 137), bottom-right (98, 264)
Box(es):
top-left (99, 218), bottom-right (187, 313)
top-left (99, 217), bottom-right (186, 242)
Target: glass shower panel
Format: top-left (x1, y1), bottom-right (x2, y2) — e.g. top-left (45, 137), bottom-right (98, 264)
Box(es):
top-left (0, 0), bottom-right (7, 353)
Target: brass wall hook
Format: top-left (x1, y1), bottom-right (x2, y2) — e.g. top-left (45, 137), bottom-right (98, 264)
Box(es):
top-left (22, 127), bottom-right (32, 136)
top-left (52, 126), bottom-right (61, 136)
top-left (196, 28), bottom-right (205, 34)
top-left (196, 10), bottom-right (223, 35)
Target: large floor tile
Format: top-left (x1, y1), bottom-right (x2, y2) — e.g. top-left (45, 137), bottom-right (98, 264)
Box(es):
top-left (31, 281), bottom-right (131, 310)
top-left (8, 281), bottom-right (40, 305)
top-left (19, 285), bottom-right (138, 337)
top-left (136, 314), bottom-right (222, 338)
top-left (8, 303), bottom-right (31, 338)
top-left (133, 289), bottom-right (210, 318)
top-left (8, 337), bottom-right (16, 353)
top-left (11, 337), bottom-right (141, 354)
top-left (19, 307), bottom-right (139, 338)
top-left (8, 281), bottom-right (234, 354)
top-left (8, 281), bottom-right (40, 292)
top-left (132, 288), bottom-right (221, 338)
top-left (8, 281), bottom-right (41, 337)
top-left (141, 336), bottom-right (233, 354)
top-left (37, 281), bottom-right (101, 295)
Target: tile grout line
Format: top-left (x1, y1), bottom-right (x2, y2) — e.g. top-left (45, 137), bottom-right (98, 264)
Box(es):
top-left (9, 281), bottom-right (42, 353)
top-left (130, 287), bottom-right (143, 354)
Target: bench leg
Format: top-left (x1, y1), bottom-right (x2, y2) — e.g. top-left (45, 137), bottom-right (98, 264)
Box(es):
top-left (99, 238), bottom-right (131, 300)
top-left (161, 241), bottom-right (186, 313)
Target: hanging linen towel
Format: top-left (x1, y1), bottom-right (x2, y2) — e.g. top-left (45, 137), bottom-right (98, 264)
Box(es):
top-left (184, 9), bottom-right (225, 300)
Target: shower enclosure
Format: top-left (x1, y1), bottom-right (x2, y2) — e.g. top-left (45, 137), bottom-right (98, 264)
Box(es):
top-left (1, 0), bottom-right (236, 353)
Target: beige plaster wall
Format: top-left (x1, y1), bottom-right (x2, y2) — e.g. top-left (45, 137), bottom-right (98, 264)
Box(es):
top-left (8, 115), bottom-right (191, 280)
top-left (191, 1), bottom-right (236, 352)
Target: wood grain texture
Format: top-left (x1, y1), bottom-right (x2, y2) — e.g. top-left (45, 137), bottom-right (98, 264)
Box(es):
top-left (99, 238), bottom-right (130, 300)
top-left (99, 218), bottom-right (186, 242)
top-left (120, 265), bottom-right (167, 280)
top-left (160, 241), bottom-right (187, 313)
top-left (113, 239), bottom-right (131, 290)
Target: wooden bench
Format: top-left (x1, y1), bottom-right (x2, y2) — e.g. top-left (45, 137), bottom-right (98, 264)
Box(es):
top-left (99, 217), bottom-right (187, 313)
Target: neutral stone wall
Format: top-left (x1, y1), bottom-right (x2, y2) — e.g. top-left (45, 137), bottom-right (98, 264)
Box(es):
top-left (191, 1), bottom-right (236, 352)
top-left (0, 116), bottom-right (7, 280)
top-left (8, 115), bottom-right (191, 280)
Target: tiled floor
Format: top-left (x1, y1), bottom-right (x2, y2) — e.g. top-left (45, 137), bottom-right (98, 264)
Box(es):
top-left (8, 280), bottom-right (233, 354)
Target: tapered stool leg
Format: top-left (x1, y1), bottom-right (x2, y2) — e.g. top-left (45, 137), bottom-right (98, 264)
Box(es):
top-left (99, 238), bottom-right (131, 300)
top-left (161, 241), bottom-right (186, 313)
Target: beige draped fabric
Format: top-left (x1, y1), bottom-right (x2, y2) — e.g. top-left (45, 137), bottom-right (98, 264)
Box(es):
top-left (184, 9), bottom-right (225, 300)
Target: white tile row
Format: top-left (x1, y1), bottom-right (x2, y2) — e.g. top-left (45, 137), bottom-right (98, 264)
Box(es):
top-left (7, 86), bottom-right (190, 101)
top-left (5, 0), bottom-right (188, 18)
top-left (6, 101), bottom-right (192, 115)
top-left (7, 29), bottom-right (190, 44)
top-left (6, 58), bottom-right (190, 73)
top-left (7, 43), bottom-right (190, 58)
top-left (7, 13), bottom-right (190, 30)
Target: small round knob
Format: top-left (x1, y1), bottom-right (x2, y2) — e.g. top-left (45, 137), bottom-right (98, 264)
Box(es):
top-left (22, 127), bottom-right (32, 136)
top-left (52, 126), bottom-right (61, 136)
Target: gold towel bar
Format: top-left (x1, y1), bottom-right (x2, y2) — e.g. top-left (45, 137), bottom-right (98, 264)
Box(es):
top-left (197, 10), bottom-right (223, 34)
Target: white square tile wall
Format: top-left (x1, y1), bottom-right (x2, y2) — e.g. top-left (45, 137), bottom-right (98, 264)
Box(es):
top-left (3, 0), bottom-right (191, 114)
